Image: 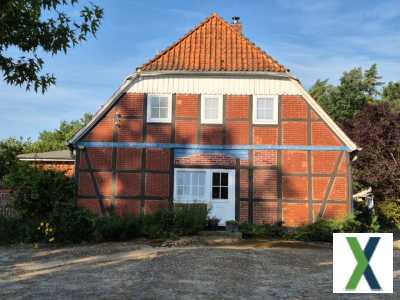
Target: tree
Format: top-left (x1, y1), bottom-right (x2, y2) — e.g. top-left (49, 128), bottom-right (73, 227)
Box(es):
top-left (309, 64), bottom-right (383, 123)
top-left (0, 0), bottom-right (103, 93)
top-left (0, 137), bottom-right (33, 180)
top-left (343, 103), bottom-right (400, 200)
top-left (30, 112), bottom-right (92, 152)
top-left (363, 64), bottom-right (383, 99)
top-left (309, 79), bottom-right (336, 117)
top-left (382, 81), bottom-right (400, 111)
top-left (0, 112), bottom-right (92, 181)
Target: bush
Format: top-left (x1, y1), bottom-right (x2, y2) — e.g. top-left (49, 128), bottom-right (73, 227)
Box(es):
top-left (376, 200), bottom-right (400, 230)
top-left (289, 215), bottom-right (362, 242)
top-left (4, 163), bottom-right (75, 220)
top-left (240, 222), bottom-right (286, 239)
top-left (239, 215), bottom-right (365, 242)
top-left (141, 209), bottom-right (175, 239)
top-left (50, 207), bottom-right (96, 243)
top-left (123, 216), bottom-right (143, 240)
top-left (174, 205), bottom-right (208, 235)
top-left (141, 206), bottom-right (208, 238)
top-left (0, 216), bottom-right (38, 244)
top-left (95, 214), bottom-right (127, 241)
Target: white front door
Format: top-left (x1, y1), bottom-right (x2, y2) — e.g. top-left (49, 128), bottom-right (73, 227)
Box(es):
top-left (208, 170), bottom-right (235, 225)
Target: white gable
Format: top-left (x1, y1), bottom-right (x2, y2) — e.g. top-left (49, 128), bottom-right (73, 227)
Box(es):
top-left (128, 75), bottom-right (299, 95)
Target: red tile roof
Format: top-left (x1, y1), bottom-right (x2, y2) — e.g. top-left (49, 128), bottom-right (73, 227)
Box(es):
top-left (139, 13), bottom-right (287, 73)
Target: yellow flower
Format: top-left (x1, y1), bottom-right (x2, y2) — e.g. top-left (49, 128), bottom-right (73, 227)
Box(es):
top-left (40, 222), bottom-right (44, 226)
top-left (49, 237), bottom-right (55, 242)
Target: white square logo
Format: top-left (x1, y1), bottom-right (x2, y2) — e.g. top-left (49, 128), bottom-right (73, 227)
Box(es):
top-left (333, 233), bottom-right (393, 293)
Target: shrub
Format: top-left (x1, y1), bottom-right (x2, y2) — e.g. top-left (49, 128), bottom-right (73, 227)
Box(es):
top-left (289, 215), bottom-right (362, 242)
top-left (174, 205), bottom-right (208, 235)
top-left (141, 209), bottom-right (175, 239)
top-left (376, 200), bottom-right (400, 230)
top-left (0, 216), bottom-right (37, 244)
top-left (4, 163), bottom-right (75, 220)
top-left (94, 214), bottom-right (127, 242)
top-left (50, 207), bottom-right (96, 243)
top-left (122, 215), bottom-right (143, 240)
top-left (240, 222), bottom-right (286, 239)
top-left (141, 206), bottom-right (208, 238)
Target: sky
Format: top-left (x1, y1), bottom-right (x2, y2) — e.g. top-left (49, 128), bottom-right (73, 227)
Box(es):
top-left (1, 0), bottom-right (399, 140)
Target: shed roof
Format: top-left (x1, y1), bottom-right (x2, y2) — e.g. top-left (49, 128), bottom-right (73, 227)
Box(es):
top-left (17, 150), bottom-right (75, 162)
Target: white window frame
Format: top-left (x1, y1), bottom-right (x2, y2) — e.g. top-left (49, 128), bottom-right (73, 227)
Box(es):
top-left (201, 94), bottom-right (223, 124)
top-left (147, 93), bottom-right (172, 123)
top-left (173, 168), bottom-right (235, 204)
top-left (252, 95), bottom-right (278, 125)
top-left (174, 168), bottom-right (208, 203)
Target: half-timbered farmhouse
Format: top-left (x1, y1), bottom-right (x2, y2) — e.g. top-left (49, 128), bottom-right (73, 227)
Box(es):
top-left (69, 13), bottom-right (358, 226)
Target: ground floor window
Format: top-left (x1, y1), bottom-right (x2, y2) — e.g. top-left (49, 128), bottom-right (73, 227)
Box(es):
top-left (174, 168), bottom-right (234, 203)
top-left (175, 170), bottom-right (206, 202)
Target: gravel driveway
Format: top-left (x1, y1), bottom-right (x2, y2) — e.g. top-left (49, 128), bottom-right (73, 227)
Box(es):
top-left (0, 240), bottom-right (398, 299)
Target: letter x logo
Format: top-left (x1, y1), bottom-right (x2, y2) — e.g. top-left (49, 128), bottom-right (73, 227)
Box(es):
top-left (346, 237), bottom-right (381, 291)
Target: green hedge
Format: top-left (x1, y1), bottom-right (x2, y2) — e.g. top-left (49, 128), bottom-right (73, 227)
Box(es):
top-left (0, 205), bottom-right (209, 245)
top-left (239, 214), bottom-right (378, 243)
top-left (287, 215), bottom-right (363, 242)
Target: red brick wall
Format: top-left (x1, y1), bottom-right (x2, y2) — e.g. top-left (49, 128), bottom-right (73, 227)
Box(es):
top-left (281, 95), bottom-right (307, 120)
top-left (33, 161), bottom-right (75, 177)
top-left (200, 126), bottom-right (224, 144)
top-left (176, 94), bottom-right (198, 118)
top-left (76, 92), bottom-right (350, 226)
top-left (175, 120), bottom-right (197, 144)
top-left (175, 153), bottom-right (236, 167)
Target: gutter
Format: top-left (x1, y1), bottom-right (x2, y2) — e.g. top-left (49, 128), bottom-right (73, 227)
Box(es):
top-left (18, 158), bottom-right (75, 162)
top-left (139, 70), bottom-right (297, 80)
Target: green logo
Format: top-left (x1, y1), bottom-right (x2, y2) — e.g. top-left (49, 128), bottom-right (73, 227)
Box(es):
top-left (346, 237), bottom-right (381, 290)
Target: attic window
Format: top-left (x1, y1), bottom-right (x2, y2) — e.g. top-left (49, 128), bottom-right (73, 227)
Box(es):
top-left (253, 95), bottom-right (278, 124)
top-left (147, 94), bottom-right (172, 123)
top-left (201, 94), bottom-right (223, 124)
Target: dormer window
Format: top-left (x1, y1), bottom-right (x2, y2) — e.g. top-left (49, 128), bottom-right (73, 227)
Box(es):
top-left (253, 95), bottom-right (278, 124)
top-left (201, 94), bottom-right (223, 124)
top-left (147, 94), bottom-right (172, 123)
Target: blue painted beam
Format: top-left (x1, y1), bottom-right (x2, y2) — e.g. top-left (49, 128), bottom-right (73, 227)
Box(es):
top-left (77, 141), bottom-right (350, 152)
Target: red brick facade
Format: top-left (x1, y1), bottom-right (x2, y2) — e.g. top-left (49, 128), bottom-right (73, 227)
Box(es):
top-left (33, 161), bottom-right (75, 177)
top-left (76, 93), bottom-right (351, 226)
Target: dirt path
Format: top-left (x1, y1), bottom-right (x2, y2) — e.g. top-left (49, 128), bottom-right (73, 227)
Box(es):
top-left (0, 241), bottom-right (398, 299)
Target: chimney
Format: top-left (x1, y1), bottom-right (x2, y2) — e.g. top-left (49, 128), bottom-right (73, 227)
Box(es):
top-left (231, 16), bottom-right (242, 33)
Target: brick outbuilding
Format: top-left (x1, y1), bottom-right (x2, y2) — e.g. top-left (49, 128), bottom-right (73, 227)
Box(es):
top-left (17, 150), bottom-right (75, 177)
top-left (69, 14), bottom-right (358, 226)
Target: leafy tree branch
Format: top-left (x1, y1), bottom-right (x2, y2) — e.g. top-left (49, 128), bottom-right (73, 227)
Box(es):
top-left (0, 0), bottom-right (103, 93)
